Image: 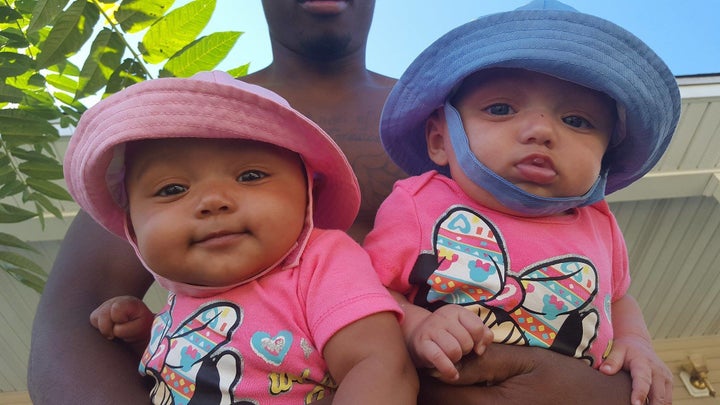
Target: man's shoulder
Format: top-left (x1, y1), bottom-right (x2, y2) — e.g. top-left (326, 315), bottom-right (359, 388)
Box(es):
top-left (368, 70), bottom-right (397, 87)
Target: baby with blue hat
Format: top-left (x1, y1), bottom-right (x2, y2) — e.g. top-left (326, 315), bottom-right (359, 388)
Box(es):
top-left (364, 1), bottom-right (680, 404)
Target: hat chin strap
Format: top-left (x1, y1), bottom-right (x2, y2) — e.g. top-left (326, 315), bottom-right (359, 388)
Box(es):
top-left (444, 102), bottom-right (607, 217)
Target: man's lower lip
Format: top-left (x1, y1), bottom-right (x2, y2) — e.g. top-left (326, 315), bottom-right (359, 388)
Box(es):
top-left (299, 0), bottom-right (348, 15)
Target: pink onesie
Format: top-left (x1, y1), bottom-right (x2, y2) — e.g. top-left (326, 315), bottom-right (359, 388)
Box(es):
top-left (140, 228), bottom-right (401, 405)
top-left (364, 171), bottom-right (630, 367)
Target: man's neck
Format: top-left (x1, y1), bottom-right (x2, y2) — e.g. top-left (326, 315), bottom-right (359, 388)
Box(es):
top-left (246, 44), bottom-right (380, 89)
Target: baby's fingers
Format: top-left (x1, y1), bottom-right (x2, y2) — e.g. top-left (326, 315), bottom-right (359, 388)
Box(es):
top-left (600, 344), bottom-right (627, 375)
top-left (416, 339), bottom-right (459, 382)
top-left (629, 362), bottom-right (652, 405)
top-left (109, 296), bottom-right (151, 323)
top-left (647, 363), bottom-right (673, 405)
top-left (89, 304), bottom-right (116, 340)
top-left (456, 309), bottom-right (493, 355)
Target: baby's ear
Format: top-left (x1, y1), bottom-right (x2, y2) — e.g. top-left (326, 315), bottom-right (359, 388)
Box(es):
top-left (426, 108), bottom-right (450, 166)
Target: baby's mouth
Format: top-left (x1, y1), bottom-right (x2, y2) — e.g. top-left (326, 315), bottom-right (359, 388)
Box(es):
top-left (194, 230), bottom-right (247, 246)
top-left (515, 156), bottom-right (557, 185)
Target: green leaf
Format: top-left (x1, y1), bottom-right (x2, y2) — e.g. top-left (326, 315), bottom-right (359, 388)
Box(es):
top-left (26, 192), bottom-right (64, 219)
top-left (162, 31), bottom-right (240, 77)
top-left (0, 6), bottom-right (23, 23)
top-left (0, 166), bottom-right (15, 179)
top-left (0, 155), bottom-right (14, 179)
top-left (46, 72), bottom-right (79, 93)
top-left (17, 104), bottom-right (63, 120)
top-left (104, 58), bottom-right (147, 95)
top-left (53, 90), bottom-right (78, 107)
top-left (34, 201), bottom-right (47, 228)
top-left (0, 232), bottom-right (40, 253)
top-left (35, 1), bottom-right (100, 69)
top-left (226, 64), bottom-right (250, 79)
top-left (27, 0), bottom-right (69, 36)
top-left (18, 160), bottom-right (64, 180)
top-left (26, 178), bottom-right (73, 200)
top-left (0, 170), bottom-right (16, 186)
top-left (7, 147), bottom-right (61, 165)
top-left (0, 179), bottom-right (24, 198)
top-left (0, 249), bottom-right (48, 293)
top-left (0, 107), bottom-right (58, 122)
top-left (0, 82), bottom-right (25, 103)
top-left (46, 61), bottom-right (81, 76)
top-left (77, 28), bottom-right (125, 98)
top-left (0, 251), bottom-right (45, 273)
top-left (116, 0), bottom-right (175, 33)
top-left (0, 110), bottom-right (59, 145)
top-left (13, 0), bottom-right (43, 15)
top-left (4, 265), bottom-right (46, 294)
top-left (140, 0), bottom-right (215, 65)
top-left (0, 202), bottom-right (37, 223)
top-left (0, 52), bottom-right (33, 77)
top-left (1, 27), bottom-right (31, 48)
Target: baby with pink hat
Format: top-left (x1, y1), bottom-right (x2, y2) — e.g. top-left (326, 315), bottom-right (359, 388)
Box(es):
top-left (64, 70), bottom-right (417, 404)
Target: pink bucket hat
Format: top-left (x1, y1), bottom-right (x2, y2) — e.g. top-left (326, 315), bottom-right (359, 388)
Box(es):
top-left (64, 71), bottom-right (360, 238)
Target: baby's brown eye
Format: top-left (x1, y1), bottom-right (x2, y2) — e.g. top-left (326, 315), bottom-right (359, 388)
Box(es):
top-left (238, 170), bottom-right (267, 182)
top-left (157, 184), bottom-right (187, 196)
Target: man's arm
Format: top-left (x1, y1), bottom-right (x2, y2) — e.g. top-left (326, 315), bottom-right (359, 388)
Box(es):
top-left (28, 211), bottom-right (155, 404)
top-left (418, 344), bottom-right (632, 405)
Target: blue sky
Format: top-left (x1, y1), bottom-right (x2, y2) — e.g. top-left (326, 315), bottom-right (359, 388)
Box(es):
top-left (207, 0), bottom-right (720, 78)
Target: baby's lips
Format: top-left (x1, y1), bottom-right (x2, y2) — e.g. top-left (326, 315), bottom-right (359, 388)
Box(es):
top-left (515, 157), bottom-right (557, 184)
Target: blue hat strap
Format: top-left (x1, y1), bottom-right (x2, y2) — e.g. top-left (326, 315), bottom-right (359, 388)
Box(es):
top-left (444, 101), bottom-right (607, 216)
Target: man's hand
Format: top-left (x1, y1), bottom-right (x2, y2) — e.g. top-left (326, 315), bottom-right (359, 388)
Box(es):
top-left (418, 344), bottom-right (633, 405)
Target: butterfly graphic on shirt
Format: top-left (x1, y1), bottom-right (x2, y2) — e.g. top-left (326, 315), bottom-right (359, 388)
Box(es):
top-left (141, 295), bottom-right (253, 405)
top-left (410, 206), bottom-right (600, 365)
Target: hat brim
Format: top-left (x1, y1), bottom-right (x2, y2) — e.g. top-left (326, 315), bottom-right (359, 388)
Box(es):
top-left (380, 6), bottom-right (680, 194)
top-left (65, 71), bottom-right (359, 237)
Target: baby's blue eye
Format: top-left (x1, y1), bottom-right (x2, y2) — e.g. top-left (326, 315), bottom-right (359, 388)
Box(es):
top-left (238, 170), bottom-right (267, 182)
top-left (157, 184), bottom-right (187, 196)
top-left (485, 103), bottom-right (514, 115)
top-left (563, 115), bottom-right (594, 129)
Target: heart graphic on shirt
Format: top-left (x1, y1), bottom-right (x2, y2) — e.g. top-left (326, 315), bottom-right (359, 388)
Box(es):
top-left (251, 330), bottom-right (293, 366)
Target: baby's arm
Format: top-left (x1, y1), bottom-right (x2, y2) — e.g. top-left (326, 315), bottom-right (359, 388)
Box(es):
top-left (392, 291), bottom-right (493, 382)
top-left (90, 295), bottom-right (155, 355)
top-left (600, 294), bottom-right (673, 405)
top-left (323, 311), bottom-right (418, 404)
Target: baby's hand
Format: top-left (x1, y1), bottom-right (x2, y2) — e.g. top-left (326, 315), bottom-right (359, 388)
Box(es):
top-left (90, 295), bottom-right (154, 347)
top-left (600, 336), bottom-right (673, 405)
top-left (407, 304), bottom-right (492, 382)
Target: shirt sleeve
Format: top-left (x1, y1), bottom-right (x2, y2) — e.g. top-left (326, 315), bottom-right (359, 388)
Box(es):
top-left (608, 210), bottom-right (631, 301)
top-left (363, 183), bottom-right (425, 296)
top-left (591, 200), bottom-right (631, 301)
top-left (300, 230), bottom-right (402, 353)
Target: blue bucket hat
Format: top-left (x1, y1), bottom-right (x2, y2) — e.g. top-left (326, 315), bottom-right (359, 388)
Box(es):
top-left (380, 0), bottom-right (681, 195)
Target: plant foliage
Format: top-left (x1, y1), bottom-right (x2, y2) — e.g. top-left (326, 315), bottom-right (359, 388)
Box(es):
top-left (0, 0), bottom-right (249, 293)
